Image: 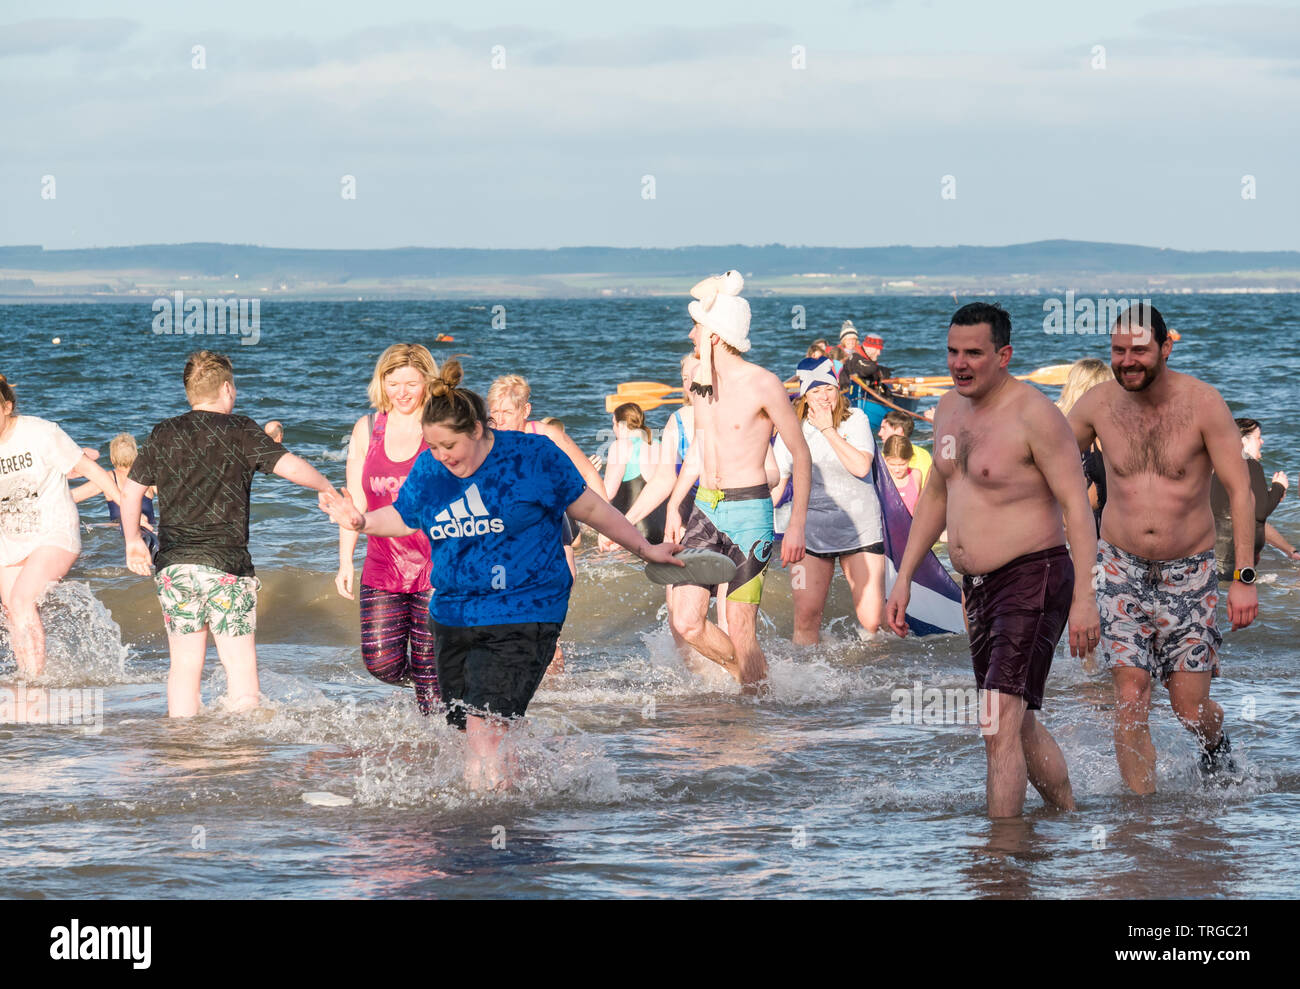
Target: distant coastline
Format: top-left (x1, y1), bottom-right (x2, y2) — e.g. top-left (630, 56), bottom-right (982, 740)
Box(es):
top-left (3, 240), bottom-right (1298, 300)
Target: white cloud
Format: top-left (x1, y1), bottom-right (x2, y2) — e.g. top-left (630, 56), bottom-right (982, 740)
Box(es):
top-left (0, 17), bottom-right (138, 57)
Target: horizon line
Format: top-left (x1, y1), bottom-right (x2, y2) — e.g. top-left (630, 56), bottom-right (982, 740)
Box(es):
top-left (4, 239), bottom-right (1299, 255)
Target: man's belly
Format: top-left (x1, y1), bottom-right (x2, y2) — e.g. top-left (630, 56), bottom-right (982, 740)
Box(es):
top-left (1100, 493), bottom-right (1216, 561)
top-left (946, 497), bottom-right (1067, 575)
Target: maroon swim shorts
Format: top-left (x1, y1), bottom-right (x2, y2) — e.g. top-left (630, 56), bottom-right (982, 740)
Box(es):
top-left (962, 545), bottom-right (1074, 711)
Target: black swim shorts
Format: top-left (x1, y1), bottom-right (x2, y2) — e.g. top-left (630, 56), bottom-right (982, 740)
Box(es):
top-left (431, 620), bottom-right (563, 730)
top-left (962, 545), bottom-right (1073, 711)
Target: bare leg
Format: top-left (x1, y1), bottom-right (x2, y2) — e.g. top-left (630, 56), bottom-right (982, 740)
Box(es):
top-left (841, 550), bottom-right (886, 635)
top-left (984, 690), bottom-right (1030, 818)
top-left (1166, 671), bottom-right (1222, 747)
top-left (666, 586), bottom-right (688, 653)
top-left (545, 641), bottom-right (565, 676)
top-left (715, 583), bottom-right (729, 635)
top-left (0, 547), bottom-right (78, 677)
top-left (1021, 709), bottom-right (1075, 810)
top-left (545, 548), bottom-right (576, 675)
top-left (669, 584), bottom-right (739, 677)
top-left (791, 555), bottom-right (833, 645)
top-left (166, 630), bottom-right (209, 718)
top-left (212, 632), bottom-right (260, 713)
top-left (723, 600), bottom-right (768, 695)
top-left (465, 714), bottom-right (509, 791)
top-left (1112, 667), bottom-right (1156, 795)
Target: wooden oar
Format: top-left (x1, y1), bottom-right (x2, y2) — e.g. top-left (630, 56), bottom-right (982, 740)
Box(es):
top-left (1023, 363), bottom-right (1071, 386)
top-left (616, 379), bottom-right (799, 405)
top-left (606, 393), bottom-right (684, 413)
top-left (850, 376), bottom-right (930, 424)
top-left (616, 381), bottom-right (679, 396)
top-left (608, 379), bottom-right (801, 413)
top-left (885, 363), bottom-right (1074, 393)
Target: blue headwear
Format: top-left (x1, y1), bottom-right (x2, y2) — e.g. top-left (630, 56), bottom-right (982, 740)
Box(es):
top-left (795, 357), bottom-right (839, 397)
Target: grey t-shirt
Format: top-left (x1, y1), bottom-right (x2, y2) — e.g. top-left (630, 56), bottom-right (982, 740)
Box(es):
top-left (774, 409), bottom-right (882, 554)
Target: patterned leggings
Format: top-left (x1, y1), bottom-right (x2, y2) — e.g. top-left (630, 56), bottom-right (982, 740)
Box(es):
top-left (359, 585), bottom-right (439, 714)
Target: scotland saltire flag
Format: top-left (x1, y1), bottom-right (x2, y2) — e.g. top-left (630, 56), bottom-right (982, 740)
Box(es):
top-left (871, 456), bottom-right (965, 636)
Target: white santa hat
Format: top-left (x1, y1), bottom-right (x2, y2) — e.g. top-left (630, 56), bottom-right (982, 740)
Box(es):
top-left (687, 270), bottom-right (750, 397)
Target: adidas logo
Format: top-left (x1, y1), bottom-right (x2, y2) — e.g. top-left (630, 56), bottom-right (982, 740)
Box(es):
top-left (428, 484), bottom-right (505, 540)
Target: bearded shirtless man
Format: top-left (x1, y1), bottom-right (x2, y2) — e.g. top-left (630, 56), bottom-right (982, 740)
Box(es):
top-left (886, 303), bottom-right (1099, 818)
top-left (663, 271), bottom-right (810, 693)
top-left (1068, 304), bottom-right (1257, 793)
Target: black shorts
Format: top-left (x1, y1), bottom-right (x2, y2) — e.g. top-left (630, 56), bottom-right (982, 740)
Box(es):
top-left (806, 541), bottom-right (884, 560)
top-left (962, 546), bottom-right (1073, 711)
top-left (431, 620), bottom-right (562, 730)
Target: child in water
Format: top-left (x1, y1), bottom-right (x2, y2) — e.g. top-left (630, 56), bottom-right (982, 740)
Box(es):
top-left (882, 434), bottom-right (922, 515)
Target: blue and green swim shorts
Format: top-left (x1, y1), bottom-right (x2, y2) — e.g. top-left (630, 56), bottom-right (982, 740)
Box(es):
top-left (680, 484), bottom-right (775, 605)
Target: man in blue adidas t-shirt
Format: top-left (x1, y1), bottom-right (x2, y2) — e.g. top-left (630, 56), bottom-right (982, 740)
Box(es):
top-left (322, 361), bottom-right (682, 791)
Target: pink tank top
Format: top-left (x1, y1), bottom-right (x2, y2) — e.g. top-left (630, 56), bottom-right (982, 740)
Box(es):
top-left (361, 412), bottom-right (432, 593)
top-left (896, 470), bottom-right (920, 515)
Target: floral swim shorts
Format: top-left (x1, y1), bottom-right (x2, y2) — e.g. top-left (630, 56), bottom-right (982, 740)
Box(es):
top-left (155, 564), bottom-right (260, 637)
top-left (1096, 539), bottom-right (1221, 682)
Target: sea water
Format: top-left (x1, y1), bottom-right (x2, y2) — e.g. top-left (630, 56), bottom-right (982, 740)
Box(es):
top-left (0, 294), bottom-right (1297, 898)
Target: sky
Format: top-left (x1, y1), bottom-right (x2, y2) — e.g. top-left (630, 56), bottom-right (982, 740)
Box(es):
top-left (1, 0), bottom-right (1297, 251)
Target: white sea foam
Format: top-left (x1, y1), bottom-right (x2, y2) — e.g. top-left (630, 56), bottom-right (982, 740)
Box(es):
top-left (0, 580), bottom-right (144, 686)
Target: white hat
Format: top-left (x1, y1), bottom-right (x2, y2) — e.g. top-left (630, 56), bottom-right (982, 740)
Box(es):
top-left (688, 270), bottom-right (750, 353)
top-left (687, 270), bottom-right (750, 398)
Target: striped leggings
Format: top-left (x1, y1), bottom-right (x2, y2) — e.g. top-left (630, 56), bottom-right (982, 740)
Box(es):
top-left (359, 585), bottom-right (439, 714)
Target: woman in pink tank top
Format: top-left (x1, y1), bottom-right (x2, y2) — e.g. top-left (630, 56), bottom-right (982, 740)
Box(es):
top-left (336, 344), bottom-right (439, 713)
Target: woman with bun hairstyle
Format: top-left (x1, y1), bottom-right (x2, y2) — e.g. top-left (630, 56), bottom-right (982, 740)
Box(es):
top-left (0, 374), bottom-right (124, 676)
top-left (322, 360), bottom-right (683, 790)
top-left (603, 401), bottom-right (665, 543)
top-left (336, 344), bottom-right (440, 714)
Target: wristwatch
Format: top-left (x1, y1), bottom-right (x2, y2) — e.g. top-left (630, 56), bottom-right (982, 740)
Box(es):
top-left (1233, 566), bottom-right (1257, 585)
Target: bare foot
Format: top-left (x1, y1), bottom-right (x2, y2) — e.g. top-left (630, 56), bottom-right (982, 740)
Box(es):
top-left (545, 642), bottom-right (565, 677)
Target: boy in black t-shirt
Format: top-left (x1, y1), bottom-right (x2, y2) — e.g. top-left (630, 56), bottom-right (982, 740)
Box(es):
top-left (121, 351), bottom-right (337, 718)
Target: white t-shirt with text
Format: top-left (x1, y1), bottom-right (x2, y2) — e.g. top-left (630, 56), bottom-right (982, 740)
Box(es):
top-left (0, 416), bottom-right (84, 565)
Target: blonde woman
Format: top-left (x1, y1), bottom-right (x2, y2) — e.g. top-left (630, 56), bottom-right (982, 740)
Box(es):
top-left (485, 375), bottom-right (607, 492)
top-left (0, 374), bottom-right (123, 677)
top-left (337, 344), bottom-right (440, 714)
top-left (485, 374), bottom-right (608, 556)
top-left (1056, 358), bottom-right (1112, 534)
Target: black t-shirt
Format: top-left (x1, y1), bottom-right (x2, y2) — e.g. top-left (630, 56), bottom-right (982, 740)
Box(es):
top-left (838, 350), bottom-right (892, 391)
top-left (129, 411), bottom-right (287, 576)
top-left (1210, 458), bottom-right (1284, 579)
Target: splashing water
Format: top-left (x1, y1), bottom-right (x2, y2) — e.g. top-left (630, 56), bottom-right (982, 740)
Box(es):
top-left (0, 580), bottom-right (140, 686)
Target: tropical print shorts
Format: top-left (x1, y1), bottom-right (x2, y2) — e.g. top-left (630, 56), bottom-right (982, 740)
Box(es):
top-left (1096, 539), bottom-right (1221, 682)
top-left (155, 564), bottom-right (260, 637)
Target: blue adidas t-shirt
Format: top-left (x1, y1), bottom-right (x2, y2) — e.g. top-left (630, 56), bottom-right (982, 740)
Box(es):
top-left (393, 430), bottom-right (587, 627)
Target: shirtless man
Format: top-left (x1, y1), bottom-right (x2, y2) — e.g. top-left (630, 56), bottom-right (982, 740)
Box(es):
top-left (886, 303), bottom-right (1098, 818)
top-left (1068, 304), bottom-right (1257, 793)
top-left (662, 271), bottom-right (810, 692)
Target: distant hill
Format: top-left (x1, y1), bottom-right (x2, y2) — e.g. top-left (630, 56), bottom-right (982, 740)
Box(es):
top-left (2, 240), bottom-right (1298, 280)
